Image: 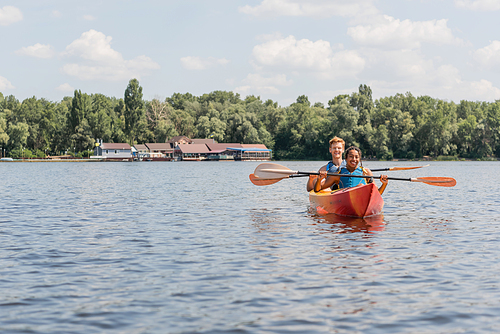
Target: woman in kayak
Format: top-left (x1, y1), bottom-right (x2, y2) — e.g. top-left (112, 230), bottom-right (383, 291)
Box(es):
top-left (313, 146), bottom-right (389, 195)
top-left (306, 136), bottom-right (346, 191)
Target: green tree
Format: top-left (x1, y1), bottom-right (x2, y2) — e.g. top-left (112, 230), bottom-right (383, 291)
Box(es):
top-left (154, 119), bottom-right (178, 143)
top-left (50, 98), bottom-right (71, 154)
top-left (484, 102), bottom-right (500, 157)
top-left (326, 98), bottom-right (359, 148)
top-left (8, 122), bottom-right (29, 150)
top-left (170, 108), bottom-right (195, 138)
top-left (418, 107), bottom-right (454, 157)
top-left (371, 104), bottom-right (414, 158)
top-left (146, 98), bottom-right (169, 130)
top-left (274, 99), bottom-right (323, 159)
top-left (110, 99), bottom-right (127, 142)
top-left (370, 124), bottom-right (391, 159)
top-left (350, 85), bottom-right (374, 155)
top-left (68, 90), bottom-right (90, 132)
top-left (195, 115), bottom-right (226, 142)
top-left (88, 94), bottom-right (113, 142)
top-left (70, 118), bottom-right (94, 153)
top-left (0, 115), bottom-right (9, 149)
top-left (295, 95), bottom-right (311, 107)
top-left (198, 90), bottom-right (241, 105)
top-left (167, 92), bottom-right (197, 110)
top-left (145, 97), bottom-right (180, 142)
top-left (1, 95), bottom-right (20, 123)
top-left (124, 78), bottom-right (144, 143)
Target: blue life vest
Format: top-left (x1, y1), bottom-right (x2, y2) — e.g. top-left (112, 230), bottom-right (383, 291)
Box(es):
top-left (325, 160), bottom-right (346, 190)
top-left (338, 166), bottom-right (367, 189)
top-left (326, 160), bottom-right (346, 172)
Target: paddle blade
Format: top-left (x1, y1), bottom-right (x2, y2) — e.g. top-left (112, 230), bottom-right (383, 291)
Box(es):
top-left (254, 163), bottom-right (296, 179)
top-left (412, 177), bottom-right (457, 187)
top-left (394, 164), bottom-right (430, 171)
top-left (249, 173), bottom-right (284, 186)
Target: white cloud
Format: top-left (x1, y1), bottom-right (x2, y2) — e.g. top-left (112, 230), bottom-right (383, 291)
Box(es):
top-left (362, 49), bottom-right (434, 79)
top-left (61, 29), bottom-right (160, 81)
top-left (239, 0), bottom-right (378, 18)
top-left (466, 79), bottom-right (500, 100)
top-left (454, 0), bottom-right (500, 11)
top-left (431, 78), bottom-right (500, 102)
top-left (0, 76), bottom-right (15, 90)
top-left (434, 64), bottom-right (462, 88)
top-left (358, 49), bottom-right (450, 92)
top-left (15, 43), bottom-right (55, 59)
top-left (55, 83), bottom-right (74, 92)
top-left (180, 56), bottom-right (229, 70)
top-left (348, 15), bottom-right (464, 49)
top-left (52, 10), bottom-right (62, 18)
top-left (429, 66), bottom-right (500, 100)
top-left (244, 73), bottom-right (293, 86)
top-left (253, 36), bottom-right (332, 69)
top-left (83, 15), bottom-right (96, 21)
top-left (235, 85), bottom-right (279, 95)
top-left (0, 6), bottom-right (22, 26)
top-left (370, 62), bottom-right (500, 102)
top-left (63, 30), bottom-right (122, 64)
top-left (320, 50), bottom-right (366, 79)
top-left (252, 35), bottom-right (365, 78)
top-left (235, 73), bottom-right (293, 95)
top-left (473, 40), bottom-right (500, 70)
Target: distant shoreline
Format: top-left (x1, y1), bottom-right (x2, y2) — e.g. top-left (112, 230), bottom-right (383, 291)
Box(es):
top-left (2, 157), bottom-right (498, 163)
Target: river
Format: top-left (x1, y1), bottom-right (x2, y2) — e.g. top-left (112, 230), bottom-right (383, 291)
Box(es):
top-left (1, 160), bottom-right (499, 333)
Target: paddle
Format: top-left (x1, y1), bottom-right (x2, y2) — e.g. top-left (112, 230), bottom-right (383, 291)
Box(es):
top-left (249, 173), bottom-right (309, 186)
top-left (253, 163), bottom-right (456, 187)
top-left (371, 164), bottom-right (429, 172)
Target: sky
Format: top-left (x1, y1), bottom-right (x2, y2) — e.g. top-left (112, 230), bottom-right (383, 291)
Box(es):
top-left (2, 0), bottom-right (500, 107)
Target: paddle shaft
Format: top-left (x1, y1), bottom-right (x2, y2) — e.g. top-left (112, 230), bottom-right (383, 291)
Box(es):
top-left (263, 169), bottom-right (432, 183)
top-left (303, 170), bottom-right (399, 181)
top-left (253, 163), bottom-right (456, 186)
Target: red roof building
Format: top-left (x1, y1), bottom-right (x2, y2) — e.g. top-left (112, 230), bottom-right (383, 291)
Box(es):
top-left (167, 136), bottom-right (192, 148)
top-left (191, 138), bottom-right (216, 145)
top-left (206, 143), bottom-right (242, 151)
top-left (145, 143), bottom-right (174, 157)
top-left (174, 144), bottom-right (210, 161)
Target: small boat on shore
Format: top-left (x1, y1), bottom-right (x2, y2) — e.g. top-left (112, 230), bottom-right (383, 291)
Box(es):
top-left (309, 183), bottom-right (384, 218)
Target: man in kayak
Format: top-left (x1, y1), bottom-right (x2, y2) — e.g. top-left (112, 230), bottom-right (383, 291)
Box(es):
top-left (306, 136), bottom-right (346, 191)
top-left (313, 146), bottom-right (389, 195)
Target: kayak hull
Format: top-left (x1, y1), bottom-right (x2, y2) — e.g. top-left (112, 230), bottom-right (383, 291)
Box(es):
top-left (309, 183), bottom-right (384, 218)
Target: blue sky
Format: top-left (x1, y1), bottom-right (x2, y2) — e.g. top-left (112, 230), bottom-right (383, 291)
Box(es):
top-left (2, 0), bottom-right (500, 106)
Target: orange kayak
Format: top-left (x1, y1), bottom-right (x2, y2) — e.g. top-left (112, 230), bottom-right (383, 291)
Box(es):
top-left (309, 183), bottom-right (384, 218)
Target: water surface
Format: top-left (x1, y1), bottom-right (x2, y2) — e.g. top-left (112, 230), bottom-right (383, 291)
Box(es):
top-left (1, 160), bottom-right (499, 333)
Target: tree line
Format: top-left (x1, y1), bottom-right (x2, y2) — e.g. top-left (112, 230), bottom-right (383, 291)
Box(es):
top-left (1, 79), bottom-right (499, 160)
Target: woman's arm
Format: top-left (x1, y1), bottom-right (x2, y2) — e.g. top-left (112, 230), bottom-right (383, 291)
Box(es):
top-left (378, 175), bottom-right (388, 194)
top-left (307, 165), bottom-right (326, 191)
top-left (314, 171), bottom-right (340, 192)
top-left (363, 167), bottom-right (388, 194)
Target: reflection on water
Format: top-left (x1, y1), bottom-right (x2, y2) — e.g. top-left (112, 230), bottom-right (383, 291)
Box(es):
top-left (310, 212), bottom-right (386, 234)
